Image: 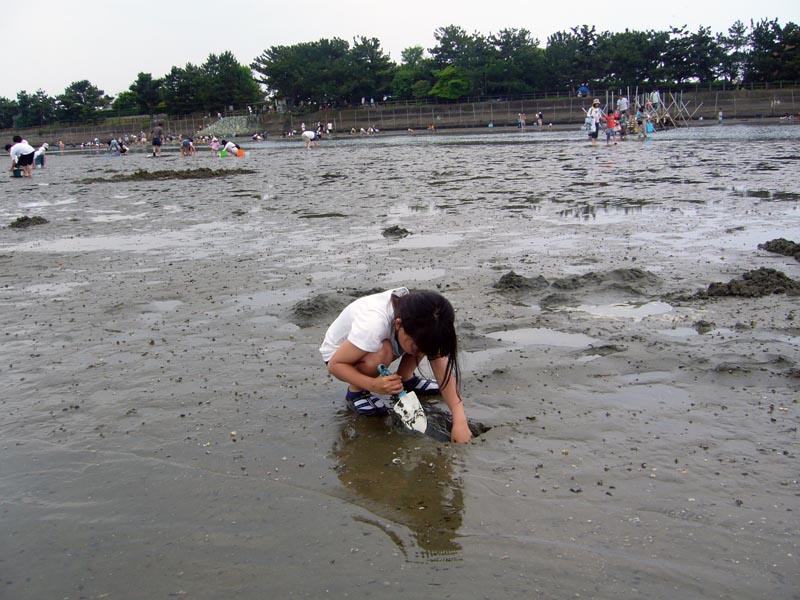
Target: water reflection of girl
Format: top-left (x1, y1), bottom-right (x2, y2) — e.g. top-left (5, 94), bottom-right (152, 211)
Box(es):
top-left (332, 417), bottom-right (465, 561)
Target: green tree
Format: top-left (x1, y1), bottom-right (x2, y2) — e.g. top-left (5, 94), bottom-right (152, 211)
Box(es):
top-left (253, 39), bottom-right (351, 107)
top-left (485, 28), bottom-right (546, 95)
top-left (391, 46), bottom-right (435, 100)
top-left (14, 89), bottom-right (56, 128)
top-left (544, 26), bottom-right (598, 91)
top-left (411, 79), bottom-right (433, 99)
top-left (718, 20), bottom-right (750, 82)
top-left (544, 29), bottom-right (581, 90)
top-left (778, 22), bottom-right (800, 80)
top-left (348, 36), bottom-right (395, 102)
top-left (688, 26), bottom-right (723, 82)
top-left (429, 65), bottom-right (471, 100)
top-left (595, 29), bottom-right (668, 87)
top-left (746, 19), bottom-right (800, 82)
top-left (56, 80), bottom-right (105, 123)
top-left (126, 72), bottom-right (163, 114)
top-left (200, 51), bottom-right (262, 113)
top-left (161, 63), bottom-right (203, 114)
top-left (429, 25), bottom-right (490, 95)
top-left (0, 96), bottom-right (18, 129)
top-left (253, 38), bottom-right (394, 107)
top-left (112, 90), bottom-right (142, 115)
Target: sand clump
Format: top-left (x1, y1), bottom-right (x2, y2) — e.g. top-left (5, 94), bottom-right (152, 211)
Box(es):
top-left (758, 237), bottom-right (800, 262)
top-left (697, 267), bottom-right (800, 298)
top-left (8, 216), bottom-right (49, 228)
top-left (493, 270), bottom-right (549, 291)
top-left (382, 225), bottom-right (411, 239)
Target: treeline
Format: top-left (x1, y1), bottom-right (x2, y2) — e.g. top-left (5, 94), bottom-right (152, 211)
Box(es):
top-left (0, 51), bottom-right (261, 129)
top-left (1, 19), bottom-right (797, 129)
top-left (254, 19), bottom-right (798, 107)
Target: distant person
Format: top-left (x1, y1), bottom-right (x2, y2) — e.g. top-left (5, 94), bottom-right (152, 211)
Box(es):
top-left (180, 137), bottom-right (196, 156)
top-left (636, 106), bottom-right (648, 139)
top-left (210, 136), bottom-right (220, 154)
top-left (616, 96), bottom-right (629, 116)
top-left (151, 122), bottom-right (164, 157)
top-left (33, 142), bottom-right (48, 168)
top-left (718, 110), bottom-right (723, 124)
top-left (220, 139), bottom-right (240, 155)
top-left (108, 138), bottom-right (120, 155)
top-left (587, 99), bottom-right (603, 146)
top-left (302, 129), bottom-right (319, 149)
top-left (617, 112), bottom-right (628, 141)
top-left (602, 111), bottom-right (618, 145)
top-left (537, 111), bottom-right (543, 127)
top-left (58, 140), bottom-right (65, 152)
top-left (6, 139), bottom-right (36, 177)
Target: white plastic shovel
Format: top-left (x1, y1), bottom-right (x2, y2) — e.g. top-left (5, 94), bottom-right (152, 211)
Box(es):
top-left (377, 364), bottom-right (427, 433)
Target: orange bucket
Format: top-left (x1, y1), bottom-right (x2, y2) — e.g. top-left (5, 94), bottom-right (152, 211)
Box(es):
top-left (237, 148), bottom-right (244, 158)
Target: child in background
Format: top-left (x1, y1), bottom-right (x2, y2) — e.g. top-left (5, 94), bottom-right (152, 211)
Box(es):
top-left (320, 288), bottom-right (472, 443)
top-left (617, 112), bottom-right (628, 141)
top-left (34, 142), bottom-right (48, 168)
top-left (220, 139), bottom-right (239, 155)
top-left (636, 106), bottom-right (648, 139)
top-left (603, 111), bottom-right (618, 145)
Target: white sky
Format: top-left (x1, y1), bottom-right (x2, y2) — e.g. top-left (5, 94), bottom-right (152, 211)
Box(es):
top-left (4, 0), bottom-right (796, 99)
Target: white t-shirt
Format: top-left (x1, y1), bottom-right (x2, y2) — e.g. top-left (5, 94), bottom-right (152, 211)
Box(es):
top-left (301, 130), bottom-right (316, 140)
top-left (9, 142), bottom-right (35, 161)
top-left (319, 288), bottom-right (408, 362)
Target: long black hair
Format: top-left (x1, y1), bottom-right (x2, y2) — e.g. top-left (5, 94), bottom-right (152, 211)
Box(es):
top-left (395, 290), bottom-right (461, 395)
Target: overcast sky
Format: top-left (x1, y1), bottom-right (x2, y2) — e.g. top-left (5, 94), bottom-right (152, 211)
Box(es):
top-left (4, 0), bottom-right (796, 99)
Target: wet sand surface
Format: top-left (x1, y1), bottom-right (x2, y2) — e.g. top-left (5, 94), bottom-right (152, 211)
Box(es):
top-left (1, 125), bottom-right (798, 599)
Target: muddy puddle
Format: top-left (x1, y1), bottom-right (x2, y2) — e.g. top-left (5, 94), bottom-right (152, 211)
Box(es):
top-left (1, 124), bottom-right (798, 599)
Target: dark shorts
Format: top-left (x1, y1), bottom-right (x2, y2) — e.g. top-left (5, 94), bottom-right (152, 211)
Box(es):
top-left (152, 137), bottom-right (162, 147)
top-left (17, 152), bottom-right (34, 166)
top-left (589, 129), bottom-right (599, 139)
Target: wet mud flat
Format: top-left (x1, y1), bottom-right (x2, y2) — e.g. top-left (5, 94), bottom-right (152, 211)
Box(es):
top-left (0, 125), bottom-right (798, 599)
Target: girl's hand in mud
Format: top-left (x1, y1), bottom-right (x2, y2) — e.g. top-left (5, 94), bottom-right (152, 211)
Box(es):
top-left (451, 420), bottom-right (473, 443)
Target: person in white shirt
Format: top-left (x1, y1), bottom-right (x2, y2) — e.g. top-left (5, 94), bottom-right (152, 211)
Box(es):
top-left (6, 140), bottom-right (36, 177)
top-left (320, 288), bottom-right (472, 443)
top-left (586, 99), bottom-right (604, 145)
top-left (301, 129), bottom-right (318, 149)
top-left (34, 142), bottom-right (48, 168)
top-left (220, 140), bottom-right (240, 155)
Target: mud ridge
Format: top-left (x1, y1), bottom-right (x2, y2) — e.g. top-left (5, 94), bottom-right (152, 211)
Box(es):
top-left (80, 167), bottom-right (256, 183)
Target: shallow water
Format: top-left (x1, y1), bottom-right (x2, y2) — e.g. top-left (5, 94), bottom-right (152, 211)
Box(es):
top-left (1, 125), bottom-right (799, 599)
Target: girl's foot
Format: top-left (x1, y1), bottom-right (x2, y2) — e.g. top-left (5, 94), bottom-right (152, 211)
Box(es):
top-left (403, 375), bottom-right (440, 395)
top-left (345, 389), bottom-right (389, 416)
